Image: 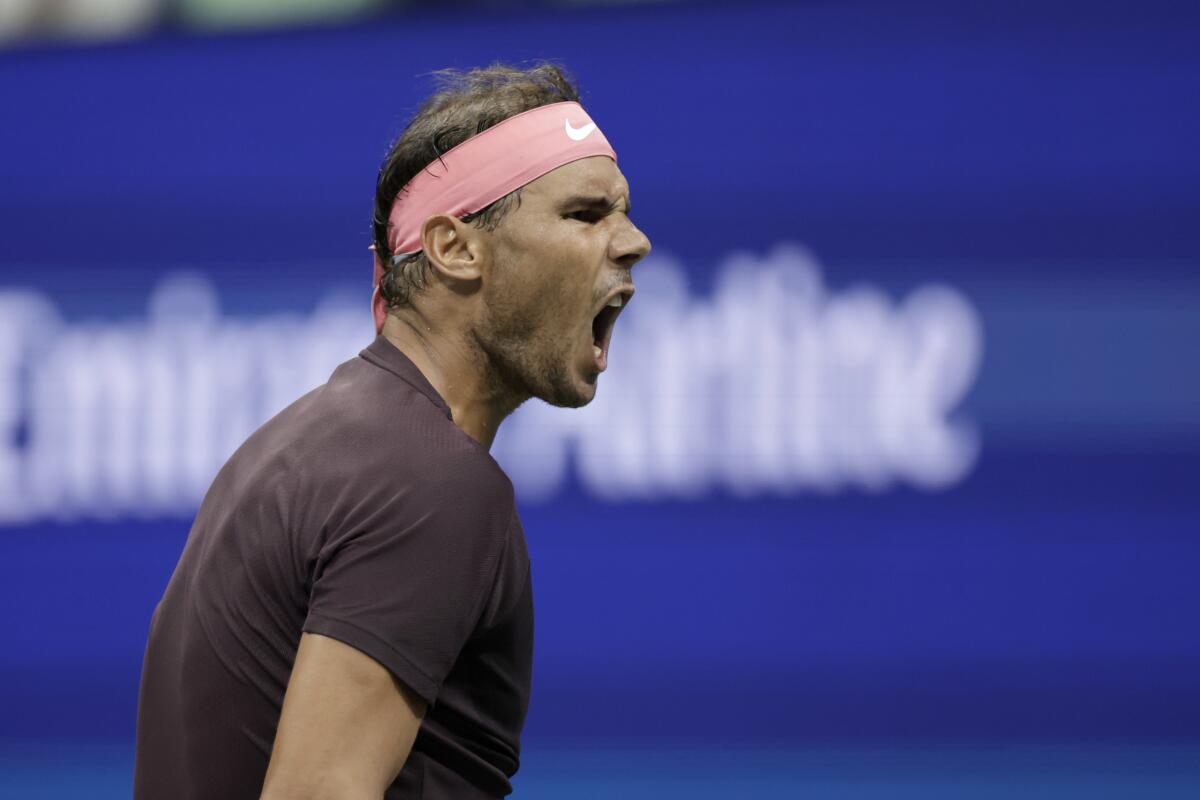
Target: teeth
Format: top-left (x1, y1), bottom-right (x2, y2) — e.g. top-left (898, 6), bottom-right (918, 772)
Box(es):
top-left (606, 295), bottom-right (623, 308)
top-left (593, 345), bottom-right (603, 360)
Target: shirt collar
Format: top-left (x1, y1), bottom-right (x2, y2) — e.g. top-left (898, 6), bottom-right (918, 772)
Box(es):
top-left (360, 335), bottom-right (453, 420)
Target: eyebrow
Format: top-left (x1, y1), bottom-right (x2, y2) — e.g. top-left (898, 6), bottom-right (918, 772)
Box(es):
top-left (559, 194), bottom-right (632, 215)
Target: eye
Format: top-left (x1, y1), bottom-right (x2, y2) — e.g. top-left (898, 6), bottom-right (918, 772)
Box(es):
top-left (564, 209), bottom-right (604, 224)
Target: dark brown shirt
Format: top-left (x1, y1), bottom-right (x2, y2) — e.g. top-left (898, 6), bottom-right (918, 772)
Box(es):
top-left (135, 336), bottom-right (533, 799)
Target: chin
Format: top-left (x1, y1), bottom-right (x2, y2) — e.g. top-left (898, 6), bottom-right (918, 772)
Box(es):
top-left (505, 339), bottom-right (599, 409)
top-left (535, 361), bottom-right (598, 409)
top-left (540, 380), bottom-right (596, 409)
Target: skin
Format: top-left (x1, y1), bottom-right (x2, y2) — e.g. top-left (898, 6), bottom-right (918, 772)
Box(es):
top-left (260, 633), bottom-right (426, 800)
top-left (383, 154), bottom-right (652, 449)
top-left (260, 155), bottom-right (650, 798)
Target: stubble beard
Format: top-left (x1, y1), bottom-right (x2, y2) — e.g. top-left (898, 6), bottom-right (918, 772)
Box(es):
top-left (470, 304), bottom-right (594, 412)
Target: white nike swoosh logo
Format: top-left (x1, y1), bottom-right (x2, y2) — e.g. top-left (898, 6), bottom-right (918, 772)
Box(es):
top-left (564, 119), bottom-right (597, 141)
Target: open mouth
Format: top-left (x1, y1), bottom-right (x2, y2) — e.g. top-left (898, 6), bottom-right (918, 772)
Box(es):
top-left (590, 291), bottom-right (631, 372)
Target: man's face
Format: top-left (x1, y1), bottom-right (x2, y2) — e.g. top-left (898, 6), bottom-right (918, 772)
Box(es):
top-left (472, 156), bottom-right (651, 408)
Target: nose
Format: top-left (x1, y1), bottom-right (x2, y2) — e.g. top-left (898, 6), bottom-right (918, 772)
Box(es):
top-left (610, 217), bottom-right (652, 270)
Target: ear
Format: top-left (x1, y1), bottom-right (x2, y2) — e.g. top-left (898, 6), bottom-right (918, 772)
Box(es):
top-left (421, 214), bottom-right (485, 283)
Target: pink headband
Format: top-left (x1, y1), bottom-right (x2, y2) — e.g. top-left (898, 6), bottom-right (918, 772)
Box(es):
top-left (371, 101), bottom-right (617, 334)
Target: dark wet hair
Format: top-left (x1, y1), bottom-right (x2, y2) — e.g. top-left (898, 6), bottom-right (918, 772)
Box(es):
top-left (372, 62), bottom-right (580, 311)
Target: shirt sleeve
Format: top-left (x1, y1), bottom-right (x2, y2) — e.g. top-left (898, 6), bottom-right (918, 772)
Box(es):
top-left (301, 470), bottom-right (519, 707)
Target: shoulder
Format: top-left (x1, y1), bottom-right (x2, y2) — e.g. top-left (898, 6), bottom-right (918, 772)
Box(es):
top-left (406, 442), bottom-right (519, 539)
top-left (217, 350), bottom-right (516, 522)
top-left (311, 354), bottom-right (519, 519)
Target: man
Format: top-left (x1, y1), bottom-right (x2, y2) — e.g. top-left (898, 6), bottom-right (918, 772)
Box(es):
top-left (133, 63), bottom-right (650, 799)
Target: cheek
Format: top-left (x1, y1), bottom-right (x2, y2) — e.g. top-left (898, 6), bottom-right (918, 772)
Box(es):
top-left (532, 277), bottom-right (583, 337)
top-left (487, 262), bottom-right (562, 338)
top-left (492, 221), bottom-right (595, 333)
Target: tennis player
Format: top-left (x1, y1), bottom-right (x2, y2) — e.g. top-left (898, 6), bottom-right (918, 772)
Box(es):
top-left (133, 63), bottom-right (650, 799)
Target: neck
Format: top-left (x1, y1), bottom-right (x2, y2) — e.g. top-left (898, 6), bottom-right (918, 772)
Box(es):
top-left (380, 308), bottom-right (524, 451)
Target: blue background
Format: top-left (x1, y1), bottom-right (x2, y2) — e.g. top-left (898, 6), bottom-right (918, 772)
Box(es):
top-left (2, 0), bottom-right (1199, 796)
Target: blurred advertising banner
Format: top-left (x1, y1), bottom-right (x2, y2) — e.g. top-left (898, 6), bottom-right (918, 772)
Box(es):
top-left (0, 246), bottom-right (983, 522)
